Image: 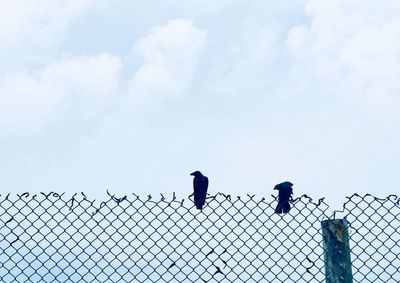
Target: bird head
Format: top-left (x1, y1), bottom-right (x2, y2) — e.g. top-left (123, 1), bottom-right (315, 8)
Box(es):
top-left (190, 171), bottom-right (203, 177)
top-left (274, 181), bottom-right (293, 190)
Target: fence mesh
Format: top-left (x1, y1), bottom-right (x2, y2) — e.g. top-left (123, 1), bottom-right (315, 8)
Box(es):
top-left (0, 192), bottom-right (399, 282)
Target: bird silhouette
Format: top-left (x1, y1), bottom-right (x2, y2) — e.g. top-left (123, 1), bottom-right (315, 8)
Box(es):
top-left (190, 171), bottom-right (209, 210)
top-left (274, 181), bottom-right (294, 214)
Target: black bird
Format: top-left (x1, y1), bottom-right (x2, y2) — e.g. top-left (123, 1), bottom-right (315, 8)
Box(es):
top-left (274, 181), bottom-right (294, 214)
top-left (190, 171), bottom-right (209, 210)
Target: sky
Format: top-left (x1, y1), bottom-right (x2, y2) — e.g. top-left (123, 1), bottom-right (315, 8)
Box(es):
top-left (1, 0), bottom-right (400, 208)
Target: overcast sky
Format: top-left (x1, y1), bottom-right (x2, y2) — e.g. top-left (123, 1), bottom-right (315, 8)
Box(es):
top-left (1, 0), bottom-right (399, 207)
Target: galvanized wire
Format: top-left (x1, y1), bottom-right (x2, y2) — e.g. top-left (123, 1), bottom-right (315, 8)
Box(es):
top-left (0, 192), bottom-right (399, 282)
top-left (333, 194), bottom-right (400, 283)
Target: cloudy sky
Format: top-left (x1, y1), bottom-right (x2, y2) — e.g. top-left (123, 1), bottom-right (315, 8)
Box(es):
top-left (1, 0), bottom-right (399, 207)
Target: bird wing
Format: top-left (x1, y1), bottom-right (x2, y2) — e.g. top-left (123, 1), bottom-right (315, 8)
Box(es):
top-left (193, 176), bottom-right (208, 209)
top-left (204, 176), bottom-right (209, 193)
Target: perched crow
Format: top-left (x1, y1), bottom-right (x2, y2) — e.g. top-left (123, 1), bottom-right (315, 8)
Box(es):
top-left (274, 181), bottom-right (293, 214)
top-left (190, 171), bottom-right (209, 210)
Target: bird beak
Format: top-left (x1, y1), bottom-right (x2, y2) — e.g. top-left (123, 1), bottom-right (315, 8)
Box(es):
top-left (190, 172), bottom-right (195, 176)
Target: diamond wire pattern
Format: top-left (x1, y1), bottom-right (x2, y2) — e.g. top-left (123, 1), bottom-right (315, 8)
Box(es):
top-left (334, 194), bottom-right (400, 283)
top-left (0, 192), bottom-right (399, 282)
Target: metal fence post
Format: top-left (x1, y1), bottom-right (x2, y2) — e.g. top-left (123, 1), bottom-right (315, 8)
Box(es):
top-left (321, 219), bottom-right (353, 283)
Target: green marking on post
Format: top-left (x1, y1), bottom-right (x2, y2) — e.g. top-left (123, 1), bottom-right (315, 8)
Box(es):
top-left (321, 219), bottom-right (353, 283)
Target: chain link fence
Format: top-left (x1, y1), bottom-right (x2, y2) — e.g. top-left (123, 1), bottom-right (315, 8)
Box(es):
top-left (0, 192), bottom-right (399, 282)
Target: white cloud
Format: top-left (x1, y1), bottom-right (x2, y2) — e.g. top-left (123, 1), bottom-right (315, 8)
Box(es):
top-left (1, 0), bottom-right (400, 201)
top-left (0, 72), bottom-right (61, 134)
top-left (285, 0), bottom-right (400, 119)
top-left (129, 19), bottom-right (207, 98)
top-left (0, 0), bottom-right (96, 48)
top-left (252, 28), bottom-right (280, 62)
top-left (0, 53), bottom-right (122, 134)
top-left (204, 27), bottom-right (285, 98)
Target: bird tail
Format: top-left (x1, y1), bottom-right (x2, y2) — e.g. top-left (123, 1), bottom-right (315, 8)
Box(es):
top-left (194, 194), bottom-right (206, 210)
top-left (275, 201), bottom-right (291, 214)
